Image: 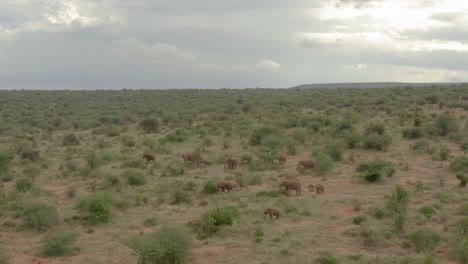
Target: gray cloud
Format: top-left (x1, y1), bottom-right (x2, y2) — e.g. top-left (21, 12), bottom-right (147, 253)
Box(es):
top-left (0, 0), bottom-right (467, 89)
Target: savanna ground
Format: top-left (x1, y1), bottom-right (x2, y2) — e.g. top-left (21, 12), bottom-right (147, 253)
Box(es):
top-left (0, 86), bottom-right (468, 264)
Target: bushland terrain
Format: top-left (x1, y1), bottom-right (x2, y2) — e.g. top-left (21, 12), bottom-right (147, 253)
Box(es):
top-left (0, 86), bottom-right (467, 264)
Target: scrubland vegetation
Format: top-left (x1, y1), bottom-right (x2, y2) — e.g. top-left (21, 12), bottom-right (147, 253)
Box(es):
top-left (0, 85), bottom-right (467, 263)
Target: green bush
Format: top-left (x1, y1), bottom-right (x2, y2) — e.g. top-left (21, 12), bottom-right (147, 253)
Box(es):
top-left (362, 134), bottom-right (392, 151)
top-left (291, 127), bottom-right (308, 143)
top-left (450, 218), bottom-right (468, 264)
top-left (261, 134), bottom-right (284, 151)
top-left (435, 113), bottom-right (458, 136)
top-left (460, 203), bottom-right (468, 216)
top-left (335, 120), bottom-right (353, 135)
top-left (356, 160), bottom-right (394, 182)
top-left (343, 130), bottom-right (361, 149)
top-left (353, 215), bottom-right (367, 225)
top-left (419, 206), bottom-right (437, 219)
top-left (162, 163), bottom-right (185, 177)
top-left (163, 129), bottom-right (189, 143)
top-left (385, 185), bottom-right (409, 214)
top-left (402, 127), bottom-right (424, 139)
top-left (124, 226), bottom-right (192, 264)
top-left (385, 185), bottom-right (410, 234)
top-left (450, 232), bottom-right (468, 264)
top-left (171, 189), bottom-right (192, 204)
top-left (15, 178), bottom-right (33, 192)
top-left (365, 123), bottom-right (386, 135)
top-left (190, 206), bottom-right (239, 239)
top-left (408, 227), bottom-right (440, 253)
top-left (361, 228), bottom-right (381, 248)
top-left (314, 251), bottom-right (340, 264)
top-left (456, 172), bottom-right (467, 187)
top-left (20, 149), bottom-right (40, 162)
top-left (450, 156), bottom-right (468, 173)
top-left (461, 138), bottom-right (468, 152)
top-left (23, 203), bottom-right (59, 232)
top-left (438, 146), bottom-right (450, 161)
top-left (76, 192), bottom-right (115, 225)
top-left (84, 151), bottom-right (100, 169)
top-left (368, 207), bottom-right (385, 220)
top-left (62, 133), bottom-right (79, 146)
top-left (123, 169), bottom-right (147, 186)
top-left (203, 182), bottom-right (217, 194)
top-left (250, 126), bottom-right (281, 146)
top-left (0, 245), bottom-right (9, 264)
top-left (313, 151), bottom-right (334, 175)
top-left (139, 117), bottom-right (160, 133)
top-left (40, 230), bottom-right (79, 257)
top-left (324, 141), bottom-right (344, 161)
top-left (411, 140), bottom-right (431, 153)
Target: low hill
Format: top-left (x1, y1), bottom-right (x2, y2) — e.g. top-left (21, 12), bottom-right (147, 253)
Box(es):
top-left (291, 82), bottom-right (466, 89)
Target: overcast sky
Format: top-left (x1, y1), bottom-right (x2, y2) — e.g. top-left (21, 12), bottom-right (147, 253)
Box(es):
top-left (1, 0), bottom-right (467, 89)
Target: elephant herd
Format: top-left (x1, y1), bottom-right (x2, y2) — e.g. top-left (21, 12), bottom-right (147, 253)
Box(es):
top-left (141, 152), bottom-right (325, 220)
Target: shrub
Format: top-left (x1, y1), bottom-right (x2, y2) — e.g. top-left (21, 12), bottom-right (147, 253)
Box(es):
top-left (240, 154), bottom-right (253, 164)
top-left (408, 227), bottom-right (440, 253)
top-left (450, 218), bottom-right (468, 264)
top-left (365, 123), bottom-right (386, 135)
top-left (368, 207), bottom-right (385, 220)
top-left (385, 185), bottom-right (410, 234)
top-left (335, 120), bottom-right (353, 134)
top-left (362, 134), bottom-right (392, 151)
top-left (62, 133), bottom-right (79, 146)
top-left (402, 127), bottom-right (424, 139)
top-left (246, 174), bottom-right (262, 185)
top-left (411, 140), bottom-right (431, 153)
top-left (23, 203), bottom-right (59, 232)
top-left (450, 156), bottom-right (468, 173)
top-left (385, 185), bottom-right (409, 214)
top-left (84, 151), bottom-right (100, 169)
top-left (124, 226), bottom-right (192, 264)
top-left (261, 134), bottom-right (284, 151)
top-left (324, 141), bottom-right (344, 161)
top-left (203, 182), bottom-right (217, 194)
top-left (419, 206), bottom-right (437, 219)
top-left (461, 138), bottom-right (468, 152)
top-left (438, 146), bottom-right (450, 161)
top-left (460, 203), bottom-right (468, 216)
top-left (313, 151), bottom-right (334, 175)
top-left (291, 127), bottom-right (308, 143)
top-left (40, 230), bottom-right (79, 257)
top-left (356, 160), bottom-right (394, 182)
top-left (361, 228), bottom-right (380, 248)
top-left (122, 169), bottom-right (147, 186)
top-left (139, 117), bottom-right (160, 133)
top-left (353, 215), bottom-right (367, 225)
top-left (163, 129), bottom-right (188, 143)
top-left (436, 113), bottom-right (458, 136)
top-left (20, 149), bottom-right (40, 162)
top-left (314, 251), bottom-right (340, 264)
top-left (15, 178), bottom-right (33, 192)
top-left (76, 192), bottom-right (115, 225)
top-left (162, 163), bottom-right (185, 177)
top-left (456, 172), bottom-right (467, 187)
top-left (450, 232), bottom-right (468, 264)
top-left (171, 189), bottom-right (192, 204)
top-left (0, 246), bottom-right (9, 264)
top-left (250, 126), bottom-right (281, 146)
top-left (343, 130), bottom-right (361, 149)
top-left (190, 206), bottom-right (239, 239)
